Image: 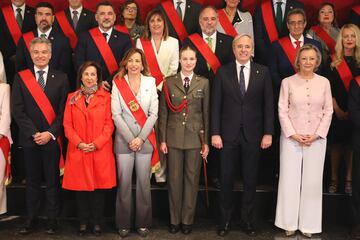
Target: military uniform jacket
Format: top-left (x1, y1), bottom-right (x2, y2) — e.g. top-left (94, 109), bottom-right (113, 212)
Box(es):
top-left (159, 73), bottom-right (209, 149)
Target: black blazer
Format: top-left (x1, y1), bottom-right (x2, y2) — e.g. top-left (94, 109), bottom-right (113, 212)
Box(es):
top-left (11, 68), bottom-right (69, 147)
top-left (15, 29), bottom-right (73, 75)
top-left (349, 79), bottom-right (360, 146)
top-left (54, 7), bottom-right (97, 36)
top-left (253, 0), bottom-right (304, 65)
top-left (75, 27), bottom-right (132, 82)
top-left (0, 5), bottom-right (36, 83)
top-left (158, 0), bottom-right (202, 41)
top-left (183, 31), bottom-right (234, 81)
top-left (211, 61), bottom-right (274, 144)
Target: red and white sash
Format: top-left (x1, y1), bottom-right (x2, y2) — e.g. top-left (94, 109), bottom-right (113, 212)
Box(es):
top-left (0, 136), bottom-right (11, 185)
top-left (18, 69), bottom-right (65, 174)
top-left (55, 11), bottom-right (78, 49)
top-left (188, 33), bottom-right (221, 74)
top-left (114, 24), bottom-right (135, 46)
top-left (278, 37), bottom-right (298, 71)
top-left (217, 9), bottom-right (237, 38)
top-left (261, 1), bottom-right (279, 43)
top-left (89, 28), bottom-right (118, 75)
top-left (310, 26), bottom-right (336, 54)
top-left (139, 38), bottom-right (164, 86)
top-left (161, 1), bottom-right (188, 43)
top-left (113, 77), bottom-right (160, 173)
top-left (1, 6), bottom-right (22, 45)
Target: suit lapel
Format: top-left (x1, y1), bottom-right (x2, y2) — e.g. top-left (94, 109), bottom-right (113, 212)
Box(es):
top-left (23, 6), bottom-right (32, 32)
top-left (173, 73), bottom-right (186, 93)
top-left (183, 1), bottom-right (192, 27)
top-left (214, 32), bottom-right (223, 59)
top-left (64, 8), bottom-right (74, 29)
top-left (187, 75), bottom-right (200, 94)
top-left (282, 2), bottom-right (296, 34)
top-left (229, 62), bottom-right (242, 101)
top-left (244, 62), bottom-right (258, 100)
top-left (44, 68), bottom-right (55, 95)
top-left (108, 29), bottom-right (118, 50)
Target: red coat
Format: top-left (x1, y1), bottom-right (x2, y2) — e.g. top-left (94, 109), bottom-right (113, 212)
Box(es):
top-left (62, 88), bottom-right (116, 191)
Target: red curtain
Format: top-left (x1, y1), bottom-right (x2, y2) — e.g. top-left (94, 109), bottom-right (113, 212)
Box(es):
top-left (0, 0), bottom-right (357, 25)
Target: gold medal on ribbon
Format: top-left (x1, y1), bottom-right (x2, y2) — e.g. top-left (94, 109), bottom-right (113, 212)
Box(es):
top-left (128, 100), bottom-right (140, 112)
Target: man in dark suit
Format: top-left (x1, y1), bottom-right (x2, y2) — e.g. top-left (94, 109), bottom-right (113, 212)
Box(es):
top-left (253, 0), bottom-right (304, 65)
top-left (0, 0), bottom-right (36, 84)
top-left (75, 1), bottom-right (132, 86)
top-left (349, 5), bottom-right (360, 27)
top-left (12, 37), bottom-right (69, 235)
top-left (182, 5), bottom-right (233, 189)
top-left (15, 2), bottom-right (72, 77)
top-left (212, 34), bottom-right (274, 237)
top-left (157, 0), bottom-right (201, 43)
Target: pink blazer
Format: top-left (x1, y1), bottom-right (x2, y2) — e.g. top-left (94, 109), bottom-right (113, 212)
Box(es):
top-left (0, 83), bottom-right (12, 143)
top-left (278, 73), bottom-right (333, 139)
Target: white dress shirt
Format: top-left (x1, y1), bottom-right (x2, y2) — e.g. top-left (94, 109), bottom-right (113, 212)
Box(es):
top-left (202, 31), bottom-right (217, 52)
top-left (69, 6), bottom-right (83, 19)
top-left (273, 0), bottom-right (287, 19)
top-left (99, 27), bottom-right (113, 43)
top-left (236, 60), bottom-right (251, 91)
top-left (34, 65), bottom-right (49, 85)
top-left (37, 27), bottom-right (52, 39)
top-left (173, 0), bottom-right (186, 20)
top-left (12, 3), bottom-right (25, 20)
top-left (289, 34), bottom-right (304, 48)
top-left (180, 72), bottom-right (194, 86)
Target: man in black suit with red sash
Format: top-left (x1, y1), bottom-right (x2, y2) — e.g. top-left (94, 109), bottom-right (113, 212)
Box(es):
top-left (156, 0), bottom-right (201, 44)
top-left (15, 2), bottom-right (72, 77)
top-left (212, 34), bottom-right (274, 237)
top-left (0, 0), bottom-right (36, 84)
top-left (12, 37), bottom-right (69, 235)
top-left (253, 0), bottom-right (304, 65)
top-left (75, 1), bottom-right (132, 87)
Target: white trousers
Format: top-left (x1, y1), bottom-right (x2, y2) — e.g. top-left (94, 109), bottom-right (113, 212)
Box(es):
top-left (0, 151), bottom-right (6, 214)
top-left (275, 134), bottom-right (326, 234)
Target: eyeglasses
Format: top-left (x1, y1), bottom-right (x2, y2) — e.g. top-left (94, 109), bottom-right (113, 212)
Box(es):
top-left (288, 20), bottom-right (305, 26)
top-left (125, 6), bottom-right (137, 12)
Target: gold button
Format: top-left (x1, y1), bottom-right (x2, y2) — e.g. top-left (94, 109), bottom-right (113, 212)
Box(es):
top-left (308, 120), bottom-right (311, 123)
top-left (306, 88), bottom-right (309, 90)
top-left (307, 94), bottom-right (310, 97)
top-left (307, 103), bottom-right (310, 106)
top-left (182, 122), bottom-right (185, 125)
top-left (183, 113), bottom-right (186, 116)
top-left (184, 96), bottom-right (187, 99)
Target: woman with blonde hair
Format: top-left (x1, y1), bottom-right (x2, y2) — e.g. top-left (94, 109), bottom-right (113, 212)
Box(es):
top-left (0, 51), bottom-right (11, 215)
top-left (111, 48), bottom-right (159, 238)
top-left (326, 24), bottom-right (360, 194)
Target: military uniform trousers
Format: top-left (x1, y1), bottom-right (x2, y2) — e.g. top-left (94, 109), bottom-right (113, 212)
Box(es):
top-left (168, 147), bottom-right (202, 225)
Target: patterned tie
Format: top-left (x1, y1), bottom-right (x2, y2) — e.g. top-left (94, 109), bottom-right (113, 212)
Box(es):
top-left (103, 32), bottom-right (108, 41)
top-left (239, 66), bottom-right (245, 97)
top-left (40, 33), bottom-right (47, 39)
top-left (275, 1), bottom-right (283, 32)
top-left (206, 37), bottom-right (213, 70)
top-left (295, 40), bottom-right (301, 50)
top-left (72, 10), bottom-right (79, 29)
top-left (37, 70), bottom-right (45, 90)
top-left (176, 1), bottom-right (183, 21)
top-left (16, 8), bottom-right (23, 29)
top-left (184, 77), bottom-right (190, 92)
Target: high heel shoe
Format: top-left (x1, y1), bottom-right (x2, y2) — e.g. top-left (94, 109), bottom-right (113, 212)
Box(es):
top-left (78, 224), bottom-right (87, 236)
top-left (285, 230), bottom-right (296, 236)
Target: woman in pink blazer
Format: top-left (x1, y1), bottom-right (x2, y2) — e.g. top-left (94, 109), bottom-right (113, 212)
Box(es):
top-left (275, 44), bottom-right (333, 238)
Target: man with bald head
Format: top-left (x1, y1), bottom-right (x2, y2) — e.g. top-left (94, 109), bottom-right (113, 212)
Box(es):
top-left (211, 34), bottom-right (274, 237)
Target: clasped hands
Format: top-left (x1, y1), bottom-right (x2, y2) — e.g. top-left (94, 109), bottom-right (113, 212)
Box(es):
top-left (290, 134), bottom-right (319, 146)
top-left (32, 131), bottom-right (52, 145)
top-left (129, 137), bottom-right (144, 152)
top-left (77, 142), bottom-right (96, 152)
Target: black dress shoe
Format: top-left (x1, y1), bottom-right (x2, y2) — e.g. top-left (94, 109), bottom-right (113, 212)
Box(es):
top-left (93, 224), bottom-right (101, 236)
top-left (46, 219), bottom-right (57, 235)
top-left (241, 222), bottom-right (256, 236)
top-left (181, 224), bottom-right (192, 234)
top-left (78, 224), bottom-right (87, 236)
top-left (211, 178), bottom-right (221, 189)
top-left (169, 224), bottom-right (180, 234)
top-left (353, 224), bottom-right (360, 239)
top-left (217, 223), bottom-right (230, 237)
top-left (19, 218), bottom-right (35, 235)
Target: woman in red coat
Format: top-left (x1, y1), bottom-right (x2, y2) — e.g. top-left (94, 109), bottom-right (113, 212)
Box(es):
top-left (62, 61), bottom-right (116, 236)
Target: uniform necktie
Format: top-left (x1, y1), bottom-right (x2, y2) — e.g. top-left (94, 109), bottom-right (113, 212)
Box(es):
top-left (275, 1), bottom-right (283, 32)
top-left (72, 10), bottom-right (79, 29)
top-left (16, 8), bottom-right (22, 29)
top-left (103, 32), bottom-right (108, 41)
top-left (295, 40), bottom-right (301, 50)
top-left (37, 70), bottom-right (45, 90)
top-left (176, 1), bottom-right (183, 21)
top-left (184, 77), bottom-right (190, 92)
top-left (206, 37), bottom-right (213, 70)
top-left (239, 65), bottom-right (245, 97)
top-left (40, 33), bottom-right (47, 39)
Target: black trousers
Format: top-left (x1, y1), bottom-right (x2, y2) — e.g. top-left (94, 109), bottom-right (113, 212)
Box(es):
top-left (219, 129), bottom-right (260, 225)
top-left (352, 144), bottom-right (360, 224)
top-left (23, 141), bottom-right (60, 219)
top-left (76, 190), bottom-right (105, 225)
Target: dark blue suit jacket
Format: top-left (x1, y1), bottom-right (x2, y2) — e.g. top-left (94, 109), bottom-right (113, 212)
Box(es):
top-left (269, 36), bottom-right (323, 98)
top-left (15, 29), bottom-right (72, 76)
top-left (75, 27), bottom-right (132, 83)
top-left (253, 0), bottom-right (304, 65)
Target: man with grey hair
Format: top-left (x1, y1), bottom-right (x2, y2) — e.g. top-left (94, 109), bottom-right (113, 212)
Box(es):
top-left (211, 34), bottom-right (274, 237)
top-left (12, 37), bottom-right (69, 235)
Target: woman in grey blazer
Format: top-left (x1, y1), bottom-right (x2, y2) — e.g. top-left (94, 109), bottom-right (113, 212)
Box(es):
top-left (111, 48), bottom-right (159, 238)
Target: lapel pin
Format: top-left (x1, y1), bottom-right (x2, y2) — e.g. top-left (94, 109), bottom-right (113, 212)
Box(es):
top-left (51, 75), bottom-right (55, 78)
top-left (256, 70), bottom-right (259, 74)
top-left (50, 37), bottom-right (54, 40)
top-left (114, 34), bottom-right (117, 38)
top-left (188, 5), bottom-right (190, 8)
top-left (290, 6), bottom-right (293, 9)
top-left (83, 13), bottom-right (87, 16)
top-left (171, 94), bottom-right (175, 97)
top-left (220, 40), bottom-right (222, 43)
top-left (26, 10), bottom-right (30, 13)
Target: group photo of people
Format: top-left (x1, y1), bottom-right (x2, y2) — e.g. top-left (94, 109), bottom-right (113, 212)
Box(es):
top-left (0, 0), bottom-right (359, 239)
